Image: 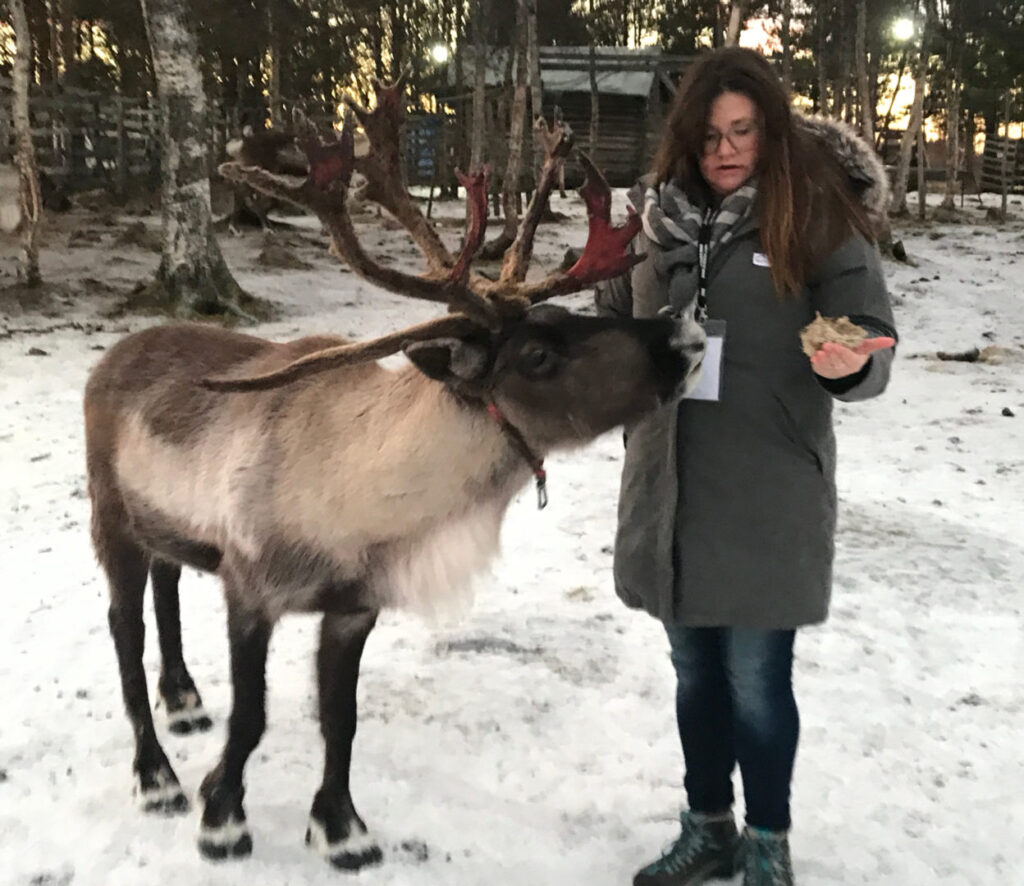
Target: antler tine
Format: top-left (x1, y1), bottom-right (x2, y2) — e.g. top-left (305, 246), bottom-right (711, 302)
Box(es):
top-left (492, 119), bottom-right (575, 289)
top-left (451, 168), bottom-right (489, 284)
top-left (341, 73), bottom-right (456, 274)
top-left (202, 314), bottom-right (481, 393)
top-left (512, 148), bottom-right (644, 304)
top-left (203, 159), bottom-right (501, 392)
top-left (220, 126), bottom-right (457, 306)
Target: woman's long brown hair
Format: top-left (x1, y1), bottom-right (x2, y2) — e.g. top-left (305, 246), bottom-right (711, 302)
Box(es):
top-left (651, 47), bottom-right (875, 296)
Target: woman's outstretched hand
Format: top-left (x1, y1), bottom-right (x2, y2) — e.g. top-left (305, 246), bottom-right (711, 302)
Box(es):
top-left (810, 337), bottom-right (896, 380)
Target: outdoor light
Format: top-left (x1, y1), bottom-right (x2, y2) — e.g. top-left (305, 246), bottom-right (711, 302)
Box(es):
top-left (430, 43), bottom-right (449, 64)
top-left (892, 18), bottom-right (914, 42)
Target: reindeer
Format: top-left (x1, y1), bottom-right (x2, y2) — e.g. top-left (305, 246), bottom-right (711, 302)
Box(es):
top-left (84, 77), bottom-right (706, 871)
top-left (223, 127), bottom-right (308, 232)
top-left (223, 123), bottom-right (369, 232)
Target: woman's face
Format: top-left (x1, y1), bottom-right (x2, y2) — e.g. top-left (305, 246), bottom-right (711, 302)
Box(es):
top-left (698, 91), bottom-right (761, 197)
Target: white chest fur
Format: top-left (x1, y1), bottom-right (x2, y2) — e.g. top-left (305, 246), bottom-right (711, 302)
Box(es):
top-left (374, 499), bottom-right (508, 618)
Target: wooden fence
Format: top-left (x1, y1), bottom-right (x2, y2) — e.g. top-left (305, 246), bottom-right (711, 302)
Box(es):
top-left (0, 78), bottom-right (451, 200)
top-left (979, 135), bottom-right (1023, 194)
top-left (0, 78), bottom-right (159, 192)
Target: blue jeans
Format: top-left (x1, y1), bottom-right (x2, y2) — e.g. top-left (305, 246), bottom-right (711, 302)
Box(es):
top-left (664, 625), bottom-right (799, 831)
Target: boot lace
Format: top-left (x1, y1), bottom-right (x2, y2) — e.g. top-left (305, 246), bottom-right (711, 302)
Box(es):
top-left (645, 816), bottom-right (716, 876)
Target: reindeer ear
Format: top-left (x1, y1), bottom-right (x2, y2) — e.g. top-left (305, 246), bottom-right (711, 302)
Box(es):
top-left (404, 338), bottom-right (489, 381)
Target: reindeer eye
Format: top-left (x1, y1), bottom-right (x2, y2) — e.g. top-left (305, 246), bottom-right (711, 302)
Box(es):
top-left (517, 341), bottom-right (557, 377)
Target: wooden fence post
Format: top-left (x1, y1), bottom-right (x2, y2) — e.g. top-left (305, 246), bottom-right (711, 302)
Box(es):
top-left (1000, 91), bottom-right (1011, 219)
top-left (115, 95), bottom-right (127, 197)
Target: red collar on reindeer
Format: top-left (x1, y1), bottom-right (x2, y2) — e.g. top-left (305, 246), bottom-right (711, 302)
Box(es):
top-left (486, 402), bottom-right (548, 510)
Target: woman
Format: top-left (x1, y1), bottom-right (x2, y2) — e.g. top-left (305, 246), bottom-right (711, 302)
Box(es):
top-left (595, 47), bottom-right (897, 886)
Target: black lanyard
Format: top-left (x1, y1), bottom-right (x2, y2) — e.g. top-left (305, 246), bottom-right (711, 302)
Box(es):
top-left (696, 209), bottom-right (713, 324)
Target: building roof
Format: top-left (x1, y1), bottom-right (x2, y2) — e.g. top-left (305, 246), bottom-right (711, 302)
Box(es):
top-left (543, 68), bottom-right (655, 97)
top-left (450, 46), bottom-right (688, 98)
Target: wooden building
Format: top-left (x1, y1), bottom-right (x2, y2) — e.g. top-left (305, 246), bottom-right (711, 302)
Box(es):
top-left (440, 46), bottom-right (692, 187)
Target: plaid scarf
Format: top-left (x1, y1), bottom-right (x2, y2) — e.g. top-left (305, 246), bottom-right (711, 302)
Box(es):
top-left (635, 179), bottom-right (758, 311)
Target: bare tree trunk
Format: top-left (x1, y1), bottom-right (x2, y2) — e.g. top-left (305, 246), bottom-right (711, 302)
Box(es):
top-left (940, 82), bottom-right (962, 210)
top-left (469, 0), bottom-right (490, 175)
top-left (877, 49), bottom-right (907, 151)
top-left (917, 122), bottom-right (927, 220)
top-left (267, 1), bottom-right (282, 126)
top-left (816, 3), bottom-right (831, 116)
top-left (526, 0), bottom-right (542, 186)
top-left (838, 0), bottom-right (853, 122)
top-left (452, 0), bottom-right (466, 195)
top-left (588, 0), bottom-right (599, 151)
top-left (140, 0), bottom-right (253, 318)
top-left (941, 3), bottom-right (965, 209)
top-left (390, 1), bottom-right (408, 83)
top-left (553, 103), bottom-right (567, 197)
top-left (45, 0), bottom-right (61, 83)
top-left (725, 1), bottom-right (749, 47)
top-left (59, 0), bottom-right (76, 78)
top-left (372, 10), bottom-right (385, 81)
top-left (891, 9), bottom-right (931, 216)
top-left (10, 0), bottom-right (43, 287)
top-left (856, 0), bottom-right (873, 142)
top-left (781, 0), bottom-right (793, 93)
top-left (484, 0), bottom-right (528, 256)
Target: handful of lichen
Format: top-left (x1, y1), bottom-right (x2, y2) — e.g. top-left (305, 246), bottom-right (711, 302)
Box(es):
top-left (799, 312), bottom-right (867, 357)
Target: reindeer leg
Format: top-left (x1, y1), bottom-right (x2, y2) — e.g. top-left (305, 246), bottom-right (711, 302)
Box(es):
top-left (151, 559), bottom-right (212, 735)
top-left (306, 607), bottom-right (382, 871)
top-left (101, 531), bottom-right (188, 815)
top-left (197, 595), bottom-right (272, 861)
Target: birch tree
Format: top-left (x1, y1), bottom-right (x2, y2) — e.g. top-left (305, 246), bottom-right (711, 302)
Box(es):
top-left (780, 0), bottom-right (793, 93)
top-left (526, 0), bottom-right (542, 184)
top-left (816, 2), bottom-right (832, 116)
top-left (484, 0), bottom-right (528, 256)
top-left (469, 0), bottom-right (490, 175)
top-left (9, 0), bottom-right (43, 287)
top-left (940, 0), bottom-right (965, 209)
top-left (588, 0), bottom-right (599, 150)
top-left (140, 0), bottom-right (251, 317)
top-left (725, 1), bottom-right (750, 47)
top-left (856, 0), bottom-right (874, 142)
top-left (891, 4), bottom-right (934, 216)
top-left (266, 0), bottom-right (282, 126)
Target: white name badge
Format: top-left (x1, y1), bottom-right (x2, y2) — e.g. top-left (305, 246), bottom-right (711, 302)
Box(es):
top-left (685, 319), bottom-right (726, 402)
top-left (752, 252), bottom-right (771, 267)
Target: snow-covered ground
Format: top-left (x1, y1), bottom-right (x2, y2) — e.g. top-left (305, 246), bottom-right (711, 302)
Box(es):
top-left (1, 189), bottom-right (1021, 886)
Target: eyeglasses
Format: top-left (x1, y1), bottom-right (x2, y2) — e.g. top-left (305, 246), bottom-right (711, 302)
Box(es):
top-left (703, 120), bottom-right (759, 155)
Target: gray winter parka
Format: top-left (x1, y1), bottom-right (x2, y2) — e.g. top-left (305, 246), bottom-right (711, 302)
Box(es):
top-left (596, 118), bottom-right (897, 630)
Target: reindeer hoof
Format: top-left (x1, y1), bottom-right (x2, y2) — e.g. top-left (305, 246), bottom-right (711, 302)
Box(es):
top-left (198, 817), bottom-right (253, 861)
top-left (306, 819), bottom-right (383, 871)
top-left (137, 765), bottom-right (189, 815)
top-left (167, 707), bottom-right (213, 735)
top-left (161, 688), bottom-right (213, 735)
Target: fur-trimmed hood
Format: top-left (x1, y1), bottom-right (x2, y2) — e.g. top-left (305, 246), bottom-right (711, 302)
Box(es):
top-left (796, 114), bottom-right (890, 232)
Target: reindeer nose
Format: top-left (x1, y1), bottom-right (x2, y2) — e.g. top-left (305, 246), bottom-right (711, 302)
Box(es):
top-left (668, 318), bottom-right (707, 357)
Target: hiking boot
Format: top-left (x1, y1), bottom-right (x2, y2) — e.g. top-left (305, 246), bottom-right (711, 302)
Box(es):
top-left (742, 826), bottom-right (794, 886)
top-left (633, 810), bottom-right (741, 886)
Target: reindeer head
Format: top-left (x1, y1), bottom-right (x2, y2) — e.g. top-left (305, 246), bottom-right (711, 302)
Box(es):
top-left (402, 305), bottom-right (701, 452)
top-left (212, 75), bottom-right (705, 456)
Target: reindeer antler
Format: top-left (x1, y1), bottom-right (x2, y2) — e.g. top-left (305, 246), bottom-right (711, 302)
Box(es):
top-left (342, 72), bottom-right (456, 275)
top-left (211, 77), bottom-right (643, 392)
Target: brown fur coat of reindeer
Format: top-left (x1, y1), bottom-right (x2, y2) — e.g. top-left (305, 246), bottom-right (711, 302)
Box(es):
top-left (84, 78), bottom-right (706, 871)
